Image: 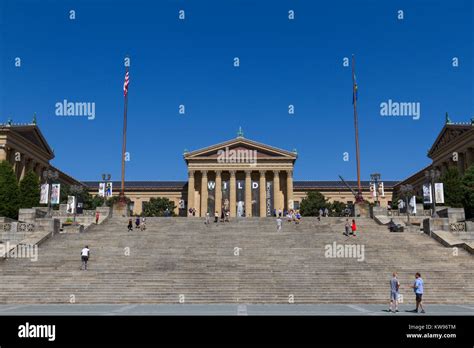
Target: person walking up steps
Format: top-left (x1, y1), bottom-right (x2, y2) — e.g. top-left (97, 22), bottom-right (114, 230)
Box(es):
top-left (205, 211), bottom-right (210, 225)
top-left (141, 217), bottom-right (146, 231)
top-left (214, 211), bottom-right (219, 223)
top-left (389, 272), bottom-right (400, 313)
top-left (276, 216), bottom-right (282, 231)
top-left (81, 245), bottom-right (90, 271)
top-left (95, 211), bottom-right (100, 224)
top-left (127, 218), bottom-right (133, 232)
top-left (411, 272), bottom-right (425, 313)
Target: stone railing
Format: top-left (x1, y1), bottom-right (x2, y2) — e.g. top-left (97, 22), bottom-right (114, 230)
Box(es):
top-left (450, 222), bottom-right (466, 232)
top-left (51, 209), bottom-right (96, 217)
top-left (1, 222), bottom-right (35, 233)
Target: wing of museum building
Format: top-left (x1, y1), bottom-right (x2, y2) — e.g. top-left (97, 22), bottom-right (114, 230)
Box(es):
top-left (393, 117), bottom-right (474, 196)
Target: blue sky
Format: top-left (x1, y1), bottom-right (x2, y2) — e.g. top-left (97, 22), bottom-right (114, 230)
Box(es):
top-left (0, 0), bottom-right (472, 182)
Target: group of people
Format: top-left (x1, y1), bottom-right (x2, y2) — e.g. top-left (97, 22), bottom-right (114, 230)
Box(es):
top-left (127, 217), bottom-right (146, 231)
top-left (389, 272), bottom-right (425, 313)
top-left (205, 209), bottom-right (231, 224)
top-left (344, 219), bottom-right (358, 237)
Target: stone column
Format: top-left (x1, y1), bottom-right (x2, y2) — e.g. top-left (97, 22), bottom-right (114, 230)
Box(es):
top-left (187, 170), bottom-right (195, 216)
top-left (19, 156), bottom-right (27, 181)
top-left (245, 170), bottom-right (252, 217)
top-left (273, 170), bottom-right (280, 213)
top-left (215, 170), bottom-right (222, 215)
top-left (200, 170), bottom-right (208, 217)
top-left (259, 170), bottom-right (266, 217)
top-left (230, 170), bottom-right (236, 217)
top-left (287, 170), bottom-right (294, 211)
top-left (0, 146), bottom-right (7, 161)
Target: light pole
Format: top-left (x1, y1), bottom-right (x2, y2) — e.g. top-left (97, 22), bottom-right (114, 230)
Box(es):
top-left (42, 169), bottom-right (59, 218)
top-left (102, 173), bottom-right (111, 207)
top-left (424, 168), bottom-right (441, 217)
top-left (370, 173), bottom-right (381, 206)
top-left (400, 184), bottom-right (414, 226)
top-left (69, 185), bottom-right (84, 225)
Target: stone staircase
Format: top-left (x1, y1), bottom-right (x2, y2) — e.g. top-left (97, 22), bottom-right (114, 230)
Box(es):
top-left (0, 217), bottom-right (472, 304)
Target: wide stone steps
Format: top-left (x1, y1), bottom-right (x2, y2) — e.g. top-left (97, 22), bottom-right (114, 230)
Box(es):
top-left (0, 217), bottom-right (472, 304)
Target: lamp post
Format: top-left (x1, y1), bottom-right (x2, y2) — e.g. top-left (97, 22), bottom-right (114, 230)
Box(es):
top-left (42, 169), bottom-right (59, 217)
top-left (370, 173), bottom-right (381, 206)
top-left (69, 185), bottom-right (84, 225)
top-left (400, 184), bottom-right (414, 226)
top-left (424, 168), bottom-right (441, 217)
top-left (101, 174), bottom-right (111, 207)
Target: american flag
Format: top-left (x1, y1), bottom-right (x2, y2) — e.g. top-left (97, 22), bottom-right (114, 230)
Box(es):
top-left (123, 71), bottom-right (130, 96)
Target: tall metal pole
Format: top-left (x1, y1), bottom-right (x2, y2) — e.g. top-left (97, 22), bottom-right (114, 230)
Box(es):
top-left (351, 54), bottom-right (362, 202)
top-left (120, 68), bottom-right (129, 204)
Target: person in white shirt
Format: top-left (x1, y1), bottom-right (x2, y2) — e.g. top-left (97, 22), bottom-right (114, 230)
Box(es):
top-left (276, 217), bottom-right (282, 231)
top-left (81, 246), bottom-right (90, 271)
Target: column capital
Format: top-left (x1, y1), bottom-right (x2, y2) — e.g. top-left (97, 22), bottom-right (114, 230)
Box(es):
top-left (287, 170), bottom-right (293, 177)
top-left (273, 170), bottom-right (280, 176)
top-left (188, 170), bottom-right (195, 177)
top-left (229, 170), bottom-right (236, 177)
top-left (201, 170), bottom-right (208, 177)
top-left (259, 170), bottom-right (266, 175)
top-left (215, 170), bottom-right (222, 176)
top-left (245, 170), bottom-right (252, 176)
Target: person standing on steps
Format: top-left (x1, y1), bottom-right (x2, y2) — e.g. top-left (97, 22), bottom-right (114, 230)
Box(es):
top-left (81, 245), bottom-right (90, 271)
top-left (351, 219), bottom-right (357, 237)
top-left (141, 217), bottom-right (146, 231)
top-left (344, 219), bottom-right (351, 236)
top-left (95, 211), bottom-right (100, 224)
top-left (205, 211), bottom-right (210, 225)
top-left (276, 216), bottom-right (282, 231)
top-left (324, 207), bottom-right (329, 217)
top-left (214, 211), bottom-right (219, 223)
top-left (127, 218), bottom-right (133, 232)
top-left (411, 272), bottom-right (425, 313)
top-left (135, 216), bottom-right (140, 229)
top-left (319, 209), bottom-right (323, 219)
top-left (389, 272), bottom-right (400, 313)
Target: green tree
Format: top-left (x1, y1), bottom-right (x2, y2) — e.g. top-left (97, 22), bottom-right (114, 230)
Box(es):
top-left (0, 161), bottom-right (20, 219)
top-left (462, 164), bottom-right (474, 219)
top-left (440, 167), bottom-right (464, 208)
top-left (299, 191), bottom-right (328, 216)
top-left (142, 197), bottom-right (176, 216)
top-left (329, 200), bottom-right (346, 216)
top-left (19, 170), bottom-right (40, 209)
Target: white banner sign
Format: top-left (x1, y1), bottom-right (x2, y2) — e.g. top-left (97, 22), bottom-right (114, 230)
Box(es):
top-left (105, 182), bottom-right (113, 197)
top-left (99, 183), bottom-right (105, 197)
top-left (435, 183), bottom-right (444, 204)
top-left (379, 182), bottom-right (385, 197)
top-left (51, 184), bottom-right (61, 205)
top-left (409, 195), bottom-right (417, 215)
top-left (40, 184), bottom-right (49, 204)
top-left (67, 196), bottom-right (76, 214)
top-left (422, 184), bottom-right (432, 204)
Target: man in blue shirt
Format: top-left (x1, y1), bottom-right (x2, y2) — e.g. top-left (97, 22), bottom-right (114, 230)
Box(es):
top-left (411, 272), bottom-right (425, 313)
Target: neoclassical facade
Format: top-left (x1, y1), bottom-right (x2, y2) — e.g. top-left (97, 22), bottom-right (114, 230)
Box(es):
top-left (0, 119), bottom-right (82, 186)
top-left (184, 135), bottom-right (297, 217)
top-left (394, 116), bottom-right (474, 194)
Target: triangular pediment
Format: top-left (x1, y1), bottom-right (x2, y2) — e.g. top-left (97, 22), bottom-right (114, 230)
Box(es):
top-left (11, 125), bottom-right (54, 157)
top-left (184, 137), bottom-right (297, 161)
top-left (428, 124), bottom-right (473, 158)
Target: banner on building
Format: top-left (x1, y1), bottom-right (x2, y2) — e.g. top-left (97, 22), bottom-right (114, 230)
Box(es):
top-left (266, 181), bottom-right (273, 217)
top-left (51, 184), bottom-right (61, 205)
top-left (98, 183), bottom-right (106, 197)
top-left (379, 182), bottom-right (385, 197)
top-left (370, 182), bottom-right (376, 198)
top-left (409, 195), bottom-right (417, 215)
top-left (105, 182), bottom-right (113, 197)
top-left (422, 184), bottom-right (432, 204)
top-left (434, 183), bottom-right (444, 204)
top-left (76, 196), bottom-right (84, 214)
top-left (67, 196), bottom-right (76, 214)
top-left (40, 184), bottom-right (49, 204)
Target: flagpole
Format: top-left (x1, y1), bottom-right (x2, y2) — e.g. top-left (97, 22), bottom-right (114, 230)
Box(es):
top-left (120, 67), bottom-right (129, 204)
top-left (351, 54), bottom-right (363, 202)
